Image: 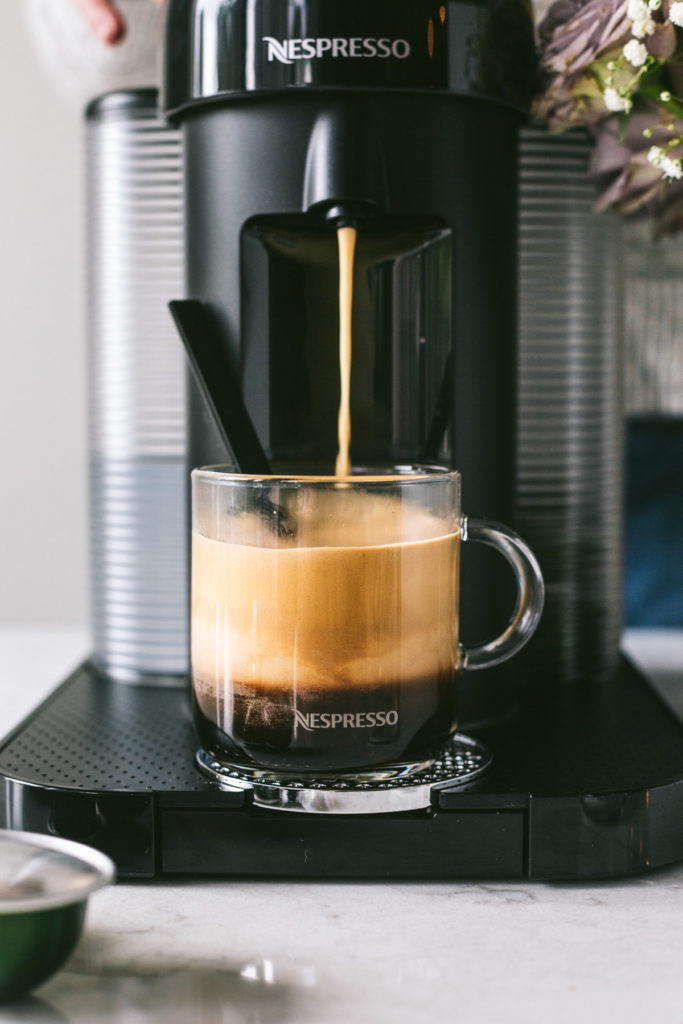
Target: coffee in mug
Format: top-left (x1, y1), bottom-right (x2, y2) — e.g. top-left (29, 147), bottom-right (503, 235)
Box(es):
top-left (191, 467), bottom-right (544, 778)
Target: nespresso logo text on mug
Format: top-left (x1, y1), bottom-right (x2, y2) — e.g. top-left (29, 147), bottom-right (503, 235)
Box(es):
top-left (262, 37), bottom-right (412, 65)
top-left (294, 709), bottom-right (399, 732)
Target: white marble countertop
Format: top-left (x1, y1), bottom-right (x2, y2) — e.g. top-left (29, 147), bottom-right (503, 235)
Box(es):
top-left (1, 626), bottom-right (683, 1024)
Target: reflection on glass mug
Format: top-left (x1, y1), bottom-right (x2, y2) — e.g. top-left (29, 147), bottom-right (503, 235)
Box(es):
top-left (191, 466), bottom-right (544, 779)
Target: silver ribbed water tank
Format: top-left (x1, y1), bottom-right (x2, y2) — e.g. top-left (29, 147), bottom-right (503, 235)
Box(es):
top-left (517, 127), bottom-right (624, 685)
top-left (86, 90), bottom-right (187, 682)
top-left (623, 218), bottom-right (683, 417)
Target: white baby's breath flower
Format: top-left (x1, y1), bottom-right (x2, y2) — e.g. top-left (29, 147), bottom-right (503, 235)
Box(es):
top-left (627, 0), bottom-right (650, 19)
top-left (661, 156), bottom-right (683, 179)
top-left (648, 0), bottom-right (662, 8)
top-left (670, 1), bottom-right (683, 26)
top-left (627, 0), bottom-right (656, 34)
top-left (604, 87), bottom-right (633, 112)
top-left (631, 16), bottom-right (656, 37)
top-left (648, 148), bottom-right (683, 180)
top-left (623, 39), bottom-right (649, 65)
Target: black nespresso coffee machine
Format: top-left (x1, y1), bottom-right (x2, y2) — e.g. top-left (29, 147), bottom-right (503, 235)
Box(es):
top-left (2, 0), bottom-right (683, 880)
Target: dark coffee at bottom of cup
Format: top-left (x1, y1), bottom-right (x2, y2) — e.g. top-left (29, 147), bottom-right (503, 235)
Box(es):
top-left (193, 671), bottom-right (458, 773)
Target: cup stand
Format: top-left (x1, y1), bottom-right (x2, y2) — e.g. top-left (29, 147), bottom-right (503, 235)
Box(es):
top-left (195, 735), bottom-right (493, 814)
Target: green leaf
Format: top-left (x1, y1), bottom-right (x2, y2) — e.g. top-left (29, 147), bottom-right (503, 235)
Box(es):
top-left (639, 72), bottom-right (683, 118)
top-left (618, 110), bottom-right (631, 142)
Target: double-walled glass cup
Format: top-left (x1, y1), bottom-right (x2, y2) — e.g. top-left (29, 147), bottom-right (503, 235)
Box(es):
top-left (191, 467), bottom-right (544, 780)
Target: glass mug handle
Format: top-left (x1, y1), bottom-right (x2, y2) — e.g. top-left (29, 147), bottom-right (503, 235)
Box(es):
top-left (460, 516), bottom-right (545, 671)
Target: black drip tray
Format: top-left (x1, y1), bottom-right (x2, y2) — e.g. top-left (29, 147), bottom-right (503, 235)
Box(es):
top-left (0, 667), bottom-right (203, 793)
top-left (1, 658), bottom-right (683, 881)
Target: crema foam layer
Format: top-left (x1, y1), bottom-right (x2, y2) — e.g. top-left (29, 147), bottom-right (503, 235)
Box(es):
top-left (192, 493), bottom-right (460, 703)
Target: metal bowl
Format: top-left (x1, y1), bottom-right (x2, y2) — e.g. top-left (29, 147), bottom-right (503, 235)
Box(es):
top-left (0, 830), bottom-right (114, 1003)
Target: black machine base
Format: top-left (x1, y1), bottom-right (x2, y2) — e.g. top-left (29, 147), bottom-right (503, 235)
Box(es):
top-left (2, 658), bottom-right (683, 881)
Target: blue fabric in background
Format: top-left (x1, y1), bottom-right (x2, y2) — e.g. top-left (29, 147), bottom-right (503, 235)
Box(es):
top-left (625, 417), bottom-right (683, 627)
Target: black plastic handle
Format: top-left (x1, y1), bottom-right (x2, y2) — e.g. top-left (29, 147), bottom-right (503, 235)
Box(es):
top-left (169, 300), bottom-right (272, 475)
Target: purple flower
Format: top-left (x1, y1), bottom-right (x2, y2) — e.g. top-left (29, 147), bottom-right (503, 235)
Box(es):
top-left (590, 103), bottom-right (683, 234)
top-left (534, 0), bottom-right (632, 127)
top-left (535, 0), bottom-right (683, 231)
top-left (539, 0), bottom-right (630, 75)
top-left (646, 20), bottom-right (678, 58)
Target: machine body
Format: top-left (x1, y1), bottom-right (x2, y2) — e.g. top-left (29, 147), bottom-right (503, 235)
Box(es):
top-left (2, 1), bottom-right (682, 884)
top-left (163, 0), bottom-right (537, 638)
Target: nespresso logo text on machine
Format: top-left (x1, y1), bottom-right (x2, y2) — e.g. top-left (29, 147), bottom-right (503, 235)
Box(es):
top-left (263, 37), bottom-right (412, 64)
top-left (294, 709), bottom-right (399, 731)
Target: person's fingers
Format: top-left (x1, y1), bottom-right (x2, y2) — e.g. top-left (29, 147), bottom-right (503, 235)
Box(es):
top-left (74, 0), bottom-right (125, 44)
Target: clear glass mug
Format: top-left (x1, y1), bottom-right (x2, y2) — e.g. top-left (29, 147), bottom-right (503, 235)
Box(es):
top-left (191, 466), bottom-right (544, 779)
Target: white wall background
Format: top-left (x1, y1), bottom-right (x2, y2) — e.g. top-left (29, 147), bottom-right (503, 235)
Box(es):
top-left (0, 3), bottom-right (88, 626)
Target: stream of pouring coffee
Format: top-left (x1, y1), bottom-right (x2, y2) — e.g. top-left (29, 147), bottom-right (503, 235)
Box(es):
top-left (335, 226), bottom-right (357, 478)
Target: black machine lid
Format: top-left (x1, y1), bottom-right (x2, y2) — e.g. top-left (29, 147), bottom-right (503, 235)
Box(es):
top-left (163, 0), bottom-right (537, 119)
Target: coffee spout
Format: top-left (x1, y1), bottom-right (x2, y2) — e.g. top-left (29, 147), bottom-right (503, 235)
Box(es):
top-left (323, 202), bottom-right (375, 230)
top-left (302, 99), bottom-right (388, 213)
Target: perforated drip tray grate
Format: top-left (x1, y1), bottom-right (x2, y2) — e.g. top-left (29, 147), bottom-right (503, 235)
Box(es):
top-left (0, 663), bottom-right (204, 793)
top-left (1, 658), bottom-right (683, 880)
